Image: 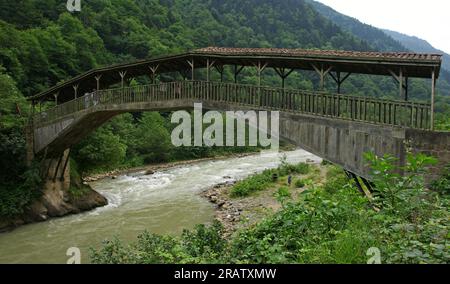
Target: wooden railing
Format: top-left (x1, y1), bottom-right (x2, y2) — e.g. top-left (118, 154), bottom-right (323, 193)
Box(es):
top-left (33, 81), bottom-right (431, 129)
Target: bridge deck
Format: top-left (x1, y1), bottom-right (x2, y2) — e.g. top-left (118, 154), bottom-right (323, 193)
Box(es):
top-left (33, 81), bottom-right (431, 130)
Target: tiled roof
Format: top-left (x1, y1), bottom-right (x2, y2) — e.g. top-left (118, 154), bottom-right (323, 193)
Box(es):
top-left (194, 47), bottom-right (442, 62)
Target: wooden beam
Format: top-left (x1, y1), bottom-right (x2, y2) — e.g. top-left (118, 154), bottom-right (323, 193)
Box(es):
top-left (73, 84), bottom-right (79, 99)
top-left (214, 65), bottom-right (224, 82)
top-left (187, 58), bottom-right (195, 80)
top-left (119, 71), bottom-right (127, 88)
top-left (54, 92), bottom-right (59, 106)
top-left (234, 65), bottom-right (245, 83)
top-left (253, 61), bottom-right (268, 87)
top-left (95, 75), bottom-right (102, 91)
top-left (206, 59), bottom-right (216, 82)
top-left (329, 72), bottom-right (351, 94)
top-left (431, 69), bottom-right (436, 130)
top-left (149, 64), bottom-right (159, 83)
top-left (312, 64), bottom-right (332, 90)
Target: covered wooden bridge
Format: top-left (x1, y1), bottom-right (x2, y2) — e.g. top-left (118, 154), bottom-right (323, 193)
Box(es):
top-left (27, 47), bottom-right (449, 184)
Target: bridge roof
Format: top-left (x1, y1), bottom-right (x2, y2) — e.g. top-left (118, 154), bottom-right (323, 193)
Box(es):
top-left (30, 46), bottom-right (442, 102)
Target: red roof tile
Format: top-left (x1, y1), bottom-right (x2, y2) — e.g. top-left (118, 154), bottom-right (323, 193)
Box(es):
top-left (194, 47), bottom-right (442, 62)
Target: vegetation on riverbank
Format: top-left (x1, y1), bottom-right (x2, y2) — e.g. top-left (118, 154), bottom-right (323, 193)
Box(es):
top-left (90, 153), bottom-right (450, 264)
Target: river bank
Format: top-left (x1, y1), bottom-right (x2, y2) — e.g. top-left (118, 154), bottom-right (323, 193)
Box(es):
top-left (201, 158), bottom-right (326, 237)
top-left (83, 152), bottom-right (258, 182)
top-left (0, 149), bottom-right (321, 263)
top-left (0, 152), bottom-right (260, 233)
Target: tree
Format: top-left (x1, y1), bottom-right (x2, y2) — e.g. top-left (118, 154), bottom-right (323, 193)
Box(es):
top-left (131, 112), bottom-right (172, 163)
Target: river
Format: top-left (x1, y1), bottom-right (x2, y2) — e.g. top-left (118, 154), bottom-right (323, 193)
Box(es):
top-left (0, 149), bottom-right (319, 264)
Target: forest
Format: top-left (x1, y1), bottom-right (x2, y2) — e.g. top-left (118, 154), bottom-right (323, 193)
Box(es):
top-left (0, 0), bottom-right (449, 263)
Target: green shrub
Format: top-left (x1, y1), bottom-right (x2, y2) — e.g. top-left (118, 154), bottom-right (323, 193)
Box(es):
top-left (274, 186), bottom-right (291, 203)
top-left (0, 162), bottom-right (42, 217)
top-left (230, 169), bottom-right (274, 197)
top-left (430, 164), bottom-right (450, 195)
top-left (295, 179), bottom-right (306, 188)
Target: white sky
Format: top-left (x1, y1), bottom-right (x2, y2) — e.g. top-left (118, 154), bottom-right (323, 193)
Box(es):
top-left (314, 0), bottom-right (450, 54)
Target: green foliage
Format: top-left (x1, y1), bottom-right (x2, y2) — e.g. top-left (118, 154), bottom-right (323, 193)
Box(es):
top-left (91, 152), bottom-right (449, 264)
top-left (0, 161), bottom-right (42, 217)
top-left (131, 112), bottom-right (172, 163)
top-left (230, 169), bottom-right (274, 197)
top-left (294, 179), bottom-right (306, 188)
top-left (90, 220), bottom-right (227, 264)
top-left (278, 155), bottom-right (311, 176)
top-left (364, 152), bottom-right (438, 220)
top-left (323, 166), bottom-right (348, 194)
top-left (73, 127), bottom-right (127, 173)
top-left (274, 186), bottom-right (291, 203)
top-left (431, 164), bottom-right (450, 195)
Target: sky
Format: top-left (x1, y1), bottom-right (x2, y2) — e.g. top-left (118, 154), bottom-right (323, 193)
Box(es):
top-left (314, 0), bottom-right (450, 54)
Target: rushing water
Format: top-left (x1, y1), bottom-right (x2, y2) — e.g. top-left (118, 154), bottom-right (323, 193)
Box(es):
top-left (0, 149), bottom-right (319, 264)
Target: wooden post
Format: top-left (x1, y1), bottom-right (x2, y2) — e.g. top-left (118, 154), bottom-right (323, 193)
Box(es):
top-left (206, 58), bottom-right (210, 82)
top-left (187, 59), bottom-right (195, 81)
top-left (119, 71), bottom-right (127, 88)
top-left (73, 84), bottom-right (79, 99)
top-left (214, 65), bottom-right (224, 82)
top-left (149, 64), bottom-right (159, 84)
top-left (274, 67), bottom-right (294, 89)
top-left (312, 64), bottom-right (332, 91)
top-left (54, 92), bottom-right (59, 106)
top-left (255, 61), bottom-right (268, 87)
top-left (431, 69), bottom-right (436, 130)
top-left (399, 69), bottom-right (403, 99)
top-left (95, 75), bottom-right (102, 91)
top-left (233, 65), bottom-right (245, 84)
top-left (337, 72), bottom-right (341, 94)
top-left (404, 77), bottom-right (409, 101)
top-left (329, 72), bottom-right (351, 94)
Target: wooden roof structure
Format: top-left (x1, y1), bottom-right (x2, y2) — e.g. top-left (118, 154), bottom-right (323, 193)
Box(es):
top-left (30, 46), bottom-right (442, 103)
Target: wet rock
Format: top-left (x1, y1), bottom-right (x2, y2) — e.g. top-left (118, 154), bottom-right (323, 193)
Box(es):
top-left (111, 175), bottom-right (117, 180)
top-left (145, 170), bottom-right (155, 175)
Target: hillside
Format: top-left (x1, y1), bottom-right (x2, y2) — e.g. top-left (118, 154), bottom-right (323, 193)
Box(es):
top-left (306, 0), bottom-right (450, 89)
top-left (305, 0), bottom-right (406, 52)
top-left (383, 29), bottom-right (450, 72)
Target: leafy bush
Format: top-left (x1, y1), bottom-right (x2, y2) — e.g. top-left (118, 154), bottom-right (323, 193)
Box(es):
top-left (0, 162), bottom-right (42, 217)
top-left (431, 164), bottom-right (450, 195)
top-left (90, 221), bottom-right (227, 264)
top-left (230, 169), bottom-right (274, 197)
top-left (274, 186), bottom-right (291, 203)
top-left (295, 179), bottom-right (306, 188)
